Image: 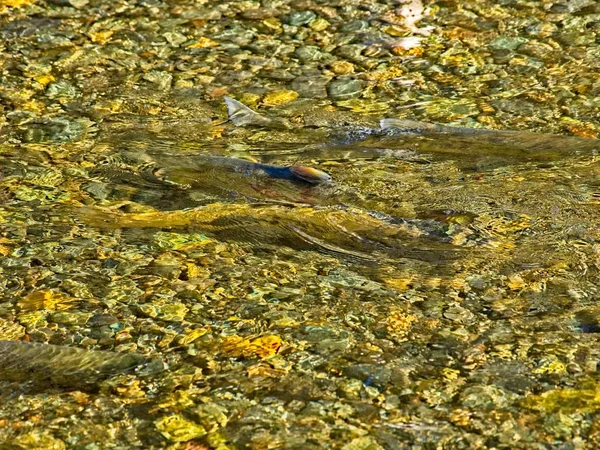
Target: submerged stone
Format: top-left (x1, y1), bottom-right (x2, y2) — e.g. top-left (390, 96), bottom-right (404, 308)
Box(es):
top-left (342, 20), bottom-right (370, 32)
top-left (155, 414), bottom-right (206, 442)
top-left (327, 79), bottom-right (365, 101)
top-left (488, 36), bottom-right (528, 50)
top-left (295, 45), bottom-right (324, 62)
top-left (287, 11), bottom-right (316, 26)
top-left (21, 117), bottom-right (91, 143)
top-left (291, 75), bottom-right (330, 98)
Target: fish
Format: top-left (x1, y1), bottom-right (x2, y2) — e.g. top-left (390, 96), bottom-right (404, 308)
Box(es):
top-left (133, 154), bottom-right (332, 187)
top-left (76, 201), bottom-right (461, 266)
top-left (223, 97), bottom-right (600, 166)
top-left (201, 156), bottom-right (332, 184)
top-left (0, 340), bottom-right (159, 391)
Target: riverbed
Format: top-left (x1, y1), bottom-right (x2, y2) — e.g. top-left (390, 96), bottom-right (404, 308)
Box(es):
top-left (1, 1), bottom-right (600, 448)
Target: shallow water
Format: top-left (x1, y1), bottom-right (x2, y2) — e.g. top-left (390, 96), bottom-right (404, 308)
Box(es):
top-left (2, 0), bottom-right (600, 448)
top-left (3, 113), bottom-right (600, 447)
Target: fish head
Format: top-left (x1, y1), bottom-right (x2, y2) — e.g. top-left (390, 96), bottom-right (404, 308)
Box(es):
top-left (289, 166), bottom-right (332, 184)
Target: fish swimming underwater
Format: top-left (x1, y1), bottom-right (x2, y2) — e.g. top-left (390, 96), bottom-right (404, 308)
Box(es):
top-left (77, 96), bottom-right (600, 266)
top-left (223, 96), bottom-right (600, 166)
top-left (97, 97), bottom-right (600, 198)
top-left (0, 340), bottom-right (160, 391)
top-left (176, 155), bottom-right (331, 184)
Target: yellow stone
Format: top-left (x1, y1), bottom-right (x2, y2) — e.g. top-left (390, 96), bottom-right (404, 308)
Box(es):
top-left (1, 0), bottom-right (35, 7)
top-left (177, 326), bottom-right (210, 345)
top-left (12, 89), bottom-right (35, 101)
top-left (386, 311), bottom-right (418, 339)
top-left (89, 30), bottom-right (114, 43)
top-left (449, 408), bottom-right (472, 427)
top-left (238, 92), bottom-right (262, 108)
top-left (174, 79), bottom-right (193, 89)
top-left (533, 360), bottom-right (567, 375)
top-left (442, 368), bottom-right (460, 381)
top-left (392, 46), bottom-right (424, 57)
top-left (188, 37), bottom-right (219, 48)
top-left (424, 277), bottom-right (442, 289)
top-left (113, 378), bottom-right (146, 398)
top-left (561, 117), bottom-right (599, 139)
top-left (185, 263), bottom-right (208, 279)
top-left (337, 99), bottom-right (390, 113)
top-left (33, 74), bottom-right (55, 85)
top-left (16, 311), bottom-right (47, 328)
top-left (155, 415), bottom-right (206, 442)
top-left (248, 335), bottom-right (282, 358)
top-left (382, 277), bottom-right (413, 291)
top-left (262, 90), bottom-right (298, 106)
top-left (382, 25), bottom-right (405, 37)
top-left (506, 274), bottom-right (526, 290)
top-left (449, 276), bottom-right (467, 290)
top-left (262, 17), bottom-right (282, 33)
top-left (196, 74), bottom-right (215, 84)
top-left (18, 289), bottom-right (76, 311)
top-left (93, 98), bottom-right (124, 114)
top-left (221, 334), bottom-right (282, 359)
top-left (342, 437), bottom-right (383, 450)
top-left (271, 316), bottom-right (299, 327)
top-left (0, 318), bottom-right (26, 340)
top-left (524, 381), bottom-right (600, 413)
top-left (309, 17), bottom-right (330, 31)
top-left (329, 60), bottom-right (354, 75)
top-left (14, 431), bottom-right (65, 450)
top-left (247, 362), bottom-right (288, 378)
top-left (207, 431), bottom-right (234, 450)
top-left (21, 99), bottom-right (46, 113)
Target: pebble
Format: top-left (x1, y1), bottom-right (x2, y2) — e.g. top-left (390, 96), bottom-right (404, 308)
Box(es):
top-left (329, 60), bottom-right (355, 75)
top-left (163, 31), bottom-right (187, 46)
top-left (287, 11), bottom-right (317, 26)
top-left (88, 314), bottom-right (120, 327)
top-left (488, 36), bottom-right (529, 51)
top-left (335, 44), bottom-right (367, 62)
top-left (143, 70), bottom-right (173, 90)
top-left (240, 8), bottom-right (278, 20)
top-left (342, 20), bottom-right (370, 32)
top-left (46, 80), bottom-right (78, 99)
top-left (309, 17), bottom-right (330, 31)
top-left (295, 45), bottom-right (323, 62)
top-left (264, 69), bottom-right (297, 81)
top-left (327, 79), bottom-right (365, 101)
top-left (291, 75), bottom-right (329, 98)
top-left (138, 302), bottom-right (189, 322)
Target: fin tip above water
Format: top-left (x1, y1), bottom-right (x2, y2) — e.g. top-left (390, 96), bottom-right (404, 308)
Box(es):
top-left (223, 96), bottom-right (267, 127)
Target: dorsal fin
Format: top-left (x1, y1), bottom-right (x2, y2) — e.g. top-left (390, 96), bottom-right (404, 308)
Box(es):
top-left (223, 96), bottom-right (271, 127)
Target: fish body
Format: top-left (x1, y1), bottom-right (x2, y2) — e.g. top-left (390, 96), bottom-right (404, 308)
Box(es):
top-left (223, 97), bottom-right (600, 162)
top-left (197, 156), bottom-right (331, 184)
top-left (0, 340), bottom-right (153, 390)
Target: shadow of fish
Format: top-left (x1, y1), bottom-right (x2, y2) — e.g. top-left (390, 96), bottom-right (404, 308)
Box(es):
top-left (0, 340), bottom-right (161, 392)
top-left (76, 202), bottom-right (463, 266)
